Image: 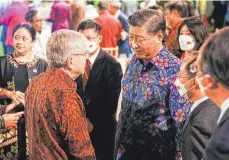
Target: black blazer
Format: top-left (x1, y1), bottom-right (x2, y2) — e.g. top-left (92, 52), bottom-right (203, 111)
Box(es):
top-left (182, 99), bottom-right (220, 160)
top-left (76, 49), bottom-right (123, 160)
top-left (204, 104), bottom-right (229, 160)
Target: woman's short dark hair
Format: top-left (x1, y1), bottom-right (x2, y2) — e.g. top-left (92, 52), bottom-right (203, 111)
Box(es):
top-left (200, 27), bottom-right (229, 88)
top-left (178, 17), bottom-right (209, 50)
top-left (128, 9), bottom-right (166, 36)
top-left (77, 19), bottom-right (102, 34)
top-left (13, 23), bottom-right (36, 41)
top-left (25, 9), bottom-right (38, 23)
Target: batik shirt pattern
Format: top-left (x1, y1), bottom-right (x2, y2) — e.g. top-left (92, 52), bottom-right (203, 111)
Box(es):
top-left (116, 47), bottom-right (192, 160)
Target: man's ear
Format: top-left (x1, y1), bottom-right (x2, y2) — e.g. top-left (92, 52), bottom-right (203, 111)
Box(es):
top-left (66, 56), bottom-right (73, 71)
top-left (155, 31), bottom-right (163, 42)
top-left (98, 35), bottom-right (103, 44)
top-left (204, 74), bottom-right (218, 89)
top-left (193, 78), bottom-right (198, 88)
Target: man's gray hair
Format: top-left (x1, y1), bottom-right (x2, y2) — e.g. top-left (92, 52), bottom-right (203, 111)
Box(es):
top-left (128, 9), bottom-right (166, 36)
top-left (46, 30), bottom-right (87, 68)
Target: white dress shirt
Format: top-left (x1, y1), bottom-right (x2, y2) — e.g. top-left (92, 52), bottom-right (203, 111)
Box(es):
top-left (217, 97), bottom-right (229, 124)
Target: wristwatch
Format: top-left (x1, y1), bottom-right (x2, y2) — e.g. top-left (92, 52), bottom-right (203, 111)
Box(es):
top-left (0, 87), bottom-right (3, 93)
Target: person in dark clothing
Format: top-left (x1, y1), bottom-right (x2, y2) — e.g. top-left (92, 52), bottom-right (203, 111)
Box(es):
top-left (211, 1), bottom-right (227, 30)
top-left (76, 19), bottom-right (123, 160)
top-left (196, 27), bottom-right (229, 160)
top-left (175, 51), bottom-right (219, 160)
top-left (0, 23), bottom-right (47, 159)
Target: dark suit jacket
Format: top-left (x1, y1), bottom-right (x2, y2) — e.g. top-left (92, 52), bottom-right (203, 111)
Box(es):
top-left (182, 99), bottom-right (220, 160)
top-left (204, 104), bottom-right (229, 160)
top-left (76, 49), bottom-right (123, 160)
top-left (117, 11), bottom-right (131, 55)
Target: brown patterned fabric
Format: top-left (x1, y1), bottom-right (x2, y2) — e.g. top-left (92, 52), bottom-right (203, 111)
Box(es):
top-left (166, 19), bottom-right (183, 54)
top-left (82, 59), bottom-right (91, 91)
top-left (25, 68), bottom-right (95, 160)
top-left (7, 54), bottom-right (39, 68)
top-left (0, 54), bottom-right (47, 159)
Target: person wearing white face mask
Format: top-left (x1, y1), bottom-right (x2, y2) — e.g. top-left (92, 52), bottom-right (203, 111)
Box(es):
top-left (179, 35), bottom-right (195, 52)
top-left (87, 36), bottom-right (100, 55)
top-left (177, 17), bottom-right (209, 61)
top-left (175, 51), bottom-right (219, 160)
top-left (196, 27), bottom-right (229, 160)
top-left (76, 19), bottom-right (123, 160)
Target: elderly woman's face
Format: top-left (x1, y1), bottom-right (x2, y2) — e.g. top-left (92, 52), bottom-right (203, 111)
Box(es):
top-left (129, 26), bottom-right (160, 60)
top-left (13, 27), bottom-right (34, 55)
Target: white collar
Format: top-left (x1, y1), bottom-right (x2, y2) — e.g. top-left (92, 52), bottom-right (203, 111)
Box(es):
top-left (114, 9), bottom-right (121, 18)
top-left (217, 97), bottom-right (229, 124)
top-left (88, 48), bottom-right (100, 67)
top-left (190, 96), bottom-right (209, 113)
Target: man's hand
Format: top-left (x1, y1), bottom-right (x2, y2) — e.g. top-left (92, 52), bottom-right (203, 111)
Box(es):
top-left (7, 91), bottom-right (25, 105)
top-left (2, 111), bottom-right (24, 128)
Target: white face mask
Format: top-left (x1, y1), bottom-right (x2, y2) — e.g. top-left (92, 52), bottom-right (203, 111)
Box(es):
top-left (175, 78), bottom-right (195, 97)
top-left (196, 75), bottom-right (207, 96)
top-left (87, 40), bottom-right (98, 54)
top-left (179, 35), bottom-right (195, 51)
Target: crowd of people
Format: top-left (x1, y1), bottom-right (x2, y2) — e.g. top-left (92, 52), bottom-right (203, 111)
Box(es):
top-left (0, 0), bottom-right (229, 160)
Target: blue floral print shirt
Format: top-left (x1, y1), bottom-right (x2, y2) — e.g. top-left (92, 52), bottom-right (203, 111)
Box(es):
top-left (115, 47), bottom-right (192, 160)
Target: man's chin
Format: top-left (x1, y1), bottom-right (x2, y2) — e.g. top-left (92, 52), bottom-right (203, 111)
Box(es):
top-left (136, 54), bottom-right (147, 60)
